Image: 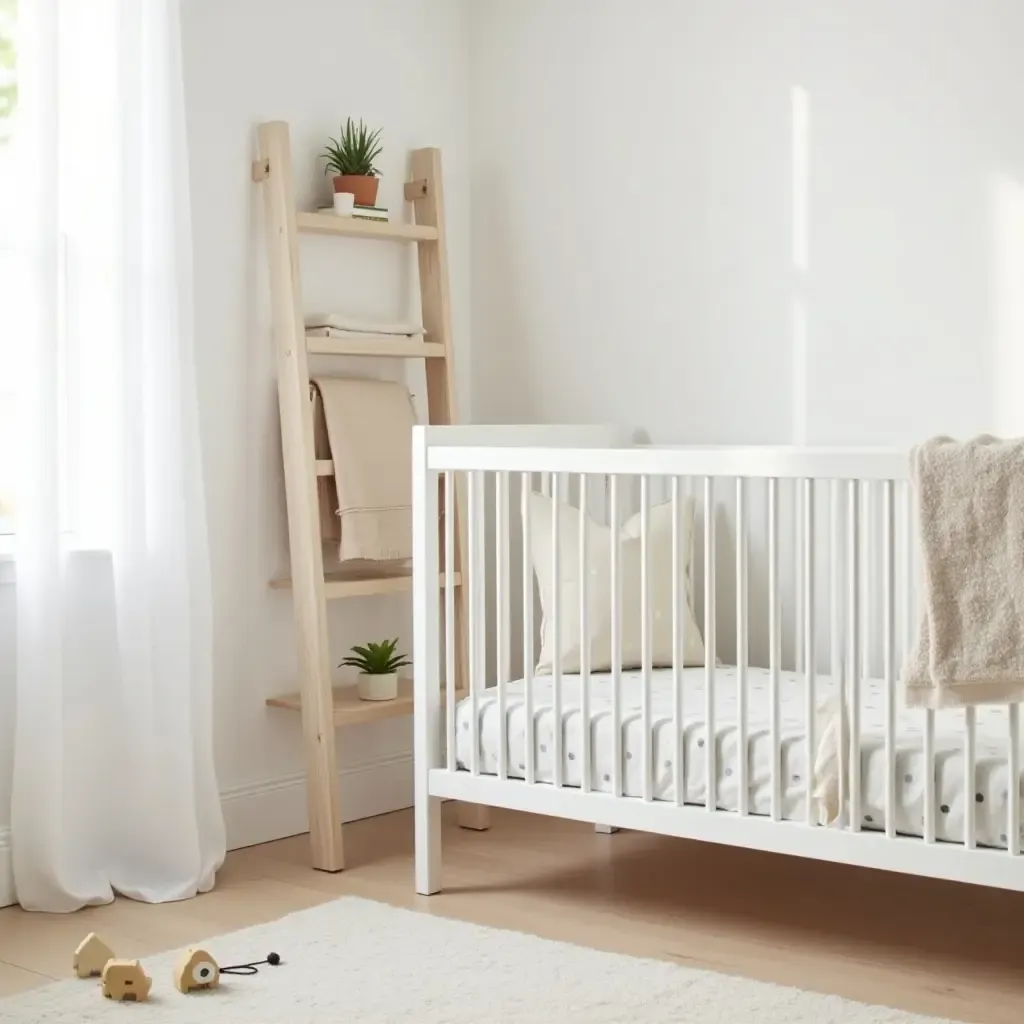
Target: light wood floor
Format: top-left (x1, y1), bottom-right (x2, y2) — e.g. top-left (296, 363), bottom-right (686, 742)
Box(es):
top-left (1, 805), bottom-right (1022, 1021)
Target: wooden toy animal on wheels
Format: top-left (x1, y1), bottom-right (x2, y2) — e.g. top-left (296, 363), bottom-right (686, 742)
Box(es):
top-left (175, 948), bottom-right (221, 993)
top-left (101, 960), bottom-right (152, 1002)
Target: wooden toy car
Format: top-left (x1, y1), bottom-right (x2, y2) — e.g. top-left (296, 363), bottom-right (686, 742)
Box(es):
top-left (73, 933), bottom-right (114, 978)
top-left (101, 959), bottom-right (152, 1002)
top-left (174, 947), bottom-right (221, 993)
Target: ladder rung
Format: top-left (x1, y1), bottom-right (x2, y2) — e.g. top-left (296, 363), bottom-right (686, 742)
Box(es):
top-left (306, 333), bottom-right (445, 358)
top-left (297, 211), bottom-right (437, 242)
top-left (270, 567), bottom-right (461, 600)
top-left (315, 460), bottom-right (333, 476)
top-left (267, 678), bottom-right (467, 728)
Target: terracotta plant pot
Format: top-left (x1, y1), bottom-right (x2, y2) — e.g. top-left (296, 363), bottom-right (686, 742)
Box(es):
top-left (333, 174), bottom-right (379, 207)
top-left (357, 672), bottom-right (398, 702)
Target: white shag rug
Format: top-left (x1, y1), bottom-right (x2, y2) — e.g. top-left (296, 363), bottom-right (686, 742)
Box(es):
top-left (0, 896), bottom-right (958, 1023)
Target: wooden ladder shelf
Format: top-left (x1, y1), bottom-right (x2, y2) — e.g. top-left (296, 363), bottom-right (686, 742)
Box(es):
top-left (253, 120), bottom-right (485, 872)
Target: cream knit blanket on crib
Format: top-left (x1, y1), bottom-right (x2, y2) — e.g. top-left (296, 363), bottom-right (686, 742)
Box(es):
top-left (814, 435), bottom-right (1024, 825)
top-left (903, 435), bottom-right (1024, 710)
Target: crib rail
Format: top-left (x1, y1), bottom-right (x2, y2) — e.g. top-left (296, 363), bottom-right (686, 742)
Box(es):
top-left (427, 443), bottom-right (908, 480)
top-left (413, 426), bottom-right (1024, 895)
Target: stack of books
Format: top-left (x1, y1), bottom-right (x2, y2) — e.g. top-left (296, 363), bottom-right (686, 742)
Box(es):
top-left (352, 205), bottom-right (388, 222)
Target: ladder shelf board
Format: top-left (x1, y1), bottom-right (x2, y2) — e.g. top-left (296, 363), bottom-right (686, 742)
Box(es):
top-left (267, 678), bottom-right (468, 728)
top-left (306, 333), bottom-right (446, 358)
top-left (297, 211), bottom-right (438, 242)
top-left (270, 565), bottom-right (461, 600)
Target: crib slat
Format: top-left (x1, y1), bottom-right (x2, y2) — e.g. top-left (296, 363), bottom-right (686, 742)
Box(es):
top-left (924, 710), bottom-right (936, 843)
top-left (521, 472), bottom-right (535, 785)
top-left (468, 471), bottom-right (483, 776)
top-left (904, 480), bottom-right (915, 660)
top-left (861, 482), bottom-right (872, 683)
top-left (641, 475), bottom-right (653, 803)
top-left (551, 473), bottom-right (563, 788)
top-left (444, 471), bottom-right (456, 772)
top-left (1009, 704), bottom-right (1020, 856)
top-left (736, 478), bottom-right (749, 817)
top-left (704, 476), bottom-right (716, 812)
top-left (794, 479), bottom-right (804, 676)
top-left (499, 475), bottom-right (511, 688)
top-left (848, 480), bottom-right (861, 832)
top-left (883, 480), bottom-right (896, 838)
top-left (579, 475), bottom-right (591, 794)
top-left (672, 477), bottom-right (685, 807)
top-left (905, 483), bottom-right (935, 844)
top-left (588, 474), bottom-right (607, 526)
top-left (830, 480), bottom-right (846, 818)
top-left (964, 707), bottom-right (976, 850)
top-left (830, 480), bottom-right (843, 695)
top-left (803, 479), bottom-right (816, 826)
top-left (904, 475), bottom-right (937, 843)
top-left (769, 478), bottom-right (781, 822)
top-left (496, 471), bottom-right (509, 780)
top-left (610, 475), bottom-right (623, 797)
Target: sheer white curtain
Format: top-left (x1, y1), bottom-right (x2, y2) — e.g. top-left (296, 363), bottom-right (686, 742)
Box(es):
top-left (10, 0), bottom-right (225, 911)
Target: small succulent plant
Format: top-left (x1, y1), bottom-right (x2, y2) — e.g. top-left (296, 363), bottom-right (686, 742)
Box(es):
top-left (321, 118), bottom-right (383, 177)
top-left (341, 637), bottom-right (410, 675)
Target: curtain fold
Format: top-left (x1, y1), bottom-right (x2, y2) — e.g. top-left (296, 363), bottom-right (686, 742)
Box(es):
top-left (11, 0), bottom-right (225, 912)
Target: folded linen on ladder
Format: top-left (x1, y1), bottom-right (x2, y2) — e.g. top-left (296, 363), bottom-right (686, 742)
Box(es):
top-left (305, 312), bottom-right (425, 337)
top-left (310, 377), bottom-right (417, 562)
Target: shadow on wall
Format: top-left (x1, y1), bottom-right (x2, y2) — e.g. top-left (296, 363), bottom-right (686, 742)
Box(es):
top-left (469, 170), bottom-right (542, 424)
top-left (989, 172), bottom-right (1024, 437)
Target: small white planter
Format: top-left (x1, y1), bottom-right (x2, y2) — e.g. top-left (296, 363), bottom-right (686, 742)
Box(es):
top-left (357, 672), bottom-right (398, 702)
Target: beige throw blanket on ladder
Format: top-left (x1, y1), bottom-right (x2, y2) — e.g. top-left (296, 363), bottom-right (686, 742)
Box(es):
top-left (903, 435), bottom-right (1024, 710)
top-left (310, 377), bottom-right (416, 563)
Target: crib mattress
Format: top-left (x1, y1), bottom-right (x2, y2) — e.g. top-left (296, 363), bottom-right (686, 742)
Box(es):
top-left (453, 667), bottom-right (1023, 849)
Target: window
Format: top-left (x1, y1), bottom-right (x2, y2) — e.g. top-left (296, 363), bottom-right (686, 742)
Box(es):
top-left (0, 1), bottom-right (119, 555)
top-left (0, 0), bottom-right (17, 542)
top-left (0, 0), bottom-right (13, 137)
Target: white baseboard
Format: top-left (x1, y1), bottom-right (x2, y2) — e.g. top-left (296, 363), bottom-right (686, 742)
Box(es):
top-left (221, 752), bottom-right (413, 851)
top-left (0, 829), bottom-right (12, 908)
top-left (0, 758), bottom-right (410, 908)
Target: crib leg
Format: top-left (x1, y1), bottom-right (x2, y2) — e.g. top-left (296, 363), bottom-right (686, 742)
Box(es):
top-left (415, 794), bottom-right (442, 895)
top-left (594, 823), bottom-right (619, 834)
top-left (458, 803), bottom-right (491, 830)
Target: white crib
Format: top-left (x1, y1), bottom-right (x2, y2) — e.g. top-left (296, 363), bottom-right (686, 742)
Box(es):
top-left (412, 425), bottom-right (1024, 895)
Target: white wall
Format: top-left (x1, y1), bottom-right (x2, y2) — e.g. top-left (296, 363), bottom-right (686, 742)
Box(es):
top-left (179, 0), bottom-right (471, 848)
top-left (467, 0), bottom-right (1024, 445)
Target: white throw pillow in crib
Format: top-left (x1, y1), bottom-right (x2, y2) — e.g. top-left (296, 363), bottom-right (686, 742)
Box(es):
top-left (528, 492), bottom-right (705, 674)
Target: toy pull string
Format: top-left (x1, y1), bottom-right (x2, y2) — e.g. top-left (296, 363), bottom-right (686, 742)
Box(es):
top-left (220, 952), bottom-right (282, 976)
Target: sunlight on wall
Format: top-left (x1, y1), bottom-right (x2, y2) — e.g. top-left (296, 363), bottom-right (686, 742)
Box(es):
top-left (991, 173), bottom-right (1024, 436)
top-left (791, 86), bottom-right (809, 276)
top-left (791, 85), bottom-right (810, 446)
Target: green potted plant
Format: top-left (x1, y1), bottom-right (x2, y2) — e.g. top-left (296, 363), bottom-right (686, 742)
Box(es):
top-left (320, 117), bottom-right (383, 208)
top-left (342, 637), bottom-right (410, 702)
